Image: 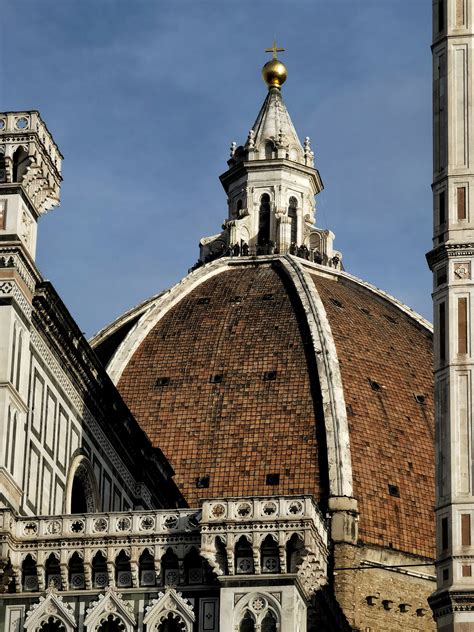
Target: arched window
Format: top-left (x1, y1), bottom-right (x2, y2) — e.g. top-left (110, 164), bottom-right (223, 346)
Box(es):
top-left (258, 194), bottom-right (271, 248)
top-left (261, 611), bottom-right (277, 632)
top-left (22, 554), bottom-right (38, 592)
top-left (66, 456), bottom-right (99, 514)
top-left (115, 551), bottom-right (132, 588)
top-left (92, 551), bottom-right (108, 589)
top-left (260, 535), bottom-right (280, 574)
top-left (38, 617), bottom-right (66, 632)
top-left (157, 613), bottom-right (186, 632)
top-left (236, 199), bottom-right (243, 214)
top-left (239, 612), bottom-right (255, 632)
top-left (235, 536), bottom-right (254, 575)
top-left (161, 548), bottom-right (179, 586)
top-left (184, 547), bottom-right (204, 585)
top-left (215, 536), bottom-right (228, 575)
top-left (288, 196), bottom-right (298, 245)
top-left (286, 533), bottom-right (305, 573)
top-left (68, 552), bottom-right (85, 590)
top-left (12, 147), bottom-right (30, 182)
top-left (45, 553), bottom-right (61, 589)
top-left (139, 549), bottom-right (155, 587)
top-left (97, 615), bottom-right (125, 632)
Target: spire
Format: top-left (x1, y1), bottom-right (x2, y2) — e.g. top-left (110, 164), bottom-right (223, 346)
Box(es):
top-left (246, 88), bottom-right (310, 166)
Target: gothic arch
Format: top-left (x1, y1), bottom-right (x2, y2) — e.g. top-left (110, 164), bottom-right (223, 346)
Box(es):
top-left (84, 587), bottom-right (135, 632)
top-left (24, 587), bottom-right (76, 632)
top-left (233, 593), bottom-right (280, 631)
top-left (143, 587), bottom-right (194, 632)
top-left (65, 455), bottom-right (99, 514)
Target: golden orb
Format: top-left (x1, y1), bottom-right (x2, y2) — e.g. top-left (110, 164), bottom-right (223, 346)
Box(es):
top-left (262, 59), bottom-right (287, 89)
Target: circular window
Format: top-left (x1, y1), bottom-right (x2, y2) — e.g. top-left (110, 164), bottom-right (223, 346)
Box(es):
top-left (15, 117), bottom-right (29, 130)
top-left (0, 119), bottom-right (6, 130)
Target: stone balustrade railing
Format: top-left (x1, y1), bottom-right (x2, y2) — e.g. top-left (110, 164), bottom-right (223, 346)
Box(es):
top-left (0, 496), bottom-right (328, 598)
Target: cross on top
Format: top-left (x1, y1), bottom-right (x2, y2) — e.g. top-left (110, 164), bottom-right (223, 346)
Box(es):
top-left (265, 41), bottom-right (285, 60)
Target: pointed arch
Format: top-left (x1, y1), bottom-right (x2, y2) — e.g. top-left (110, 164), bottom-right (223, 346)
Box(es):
top-left (65, 455), bottom-right (99, 514)
top-left (235, 536), bottom-right (254, 575)
top-left (260, 534), bottom-right (280, 574)
top-left (143, 587), bottom-right (195, 632)
top-left (24, 587), bottom-right (76, 632)
top-left (84, 587), bottom-right (135, 632)
top-left (233, 592), bottom-right (281, 631)
top-left (12, 146), bottom-right (30, 182)
top-left (45, 553), bottom-right (61, 590)
top-left (139, 548), bottom-right (156, 587)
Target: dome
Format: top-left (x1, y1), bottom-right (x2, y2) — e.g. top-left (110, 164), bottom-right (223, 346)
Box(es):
top-left (93, 254), bottom-right (434, 560)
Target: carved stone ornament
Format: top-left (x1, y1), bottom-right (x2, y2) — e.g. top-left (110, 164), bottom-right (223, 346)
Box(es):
top-left (454, 262), bottom-right (471, 280)
top-left (25, 586), bottom-right (76, 632)
top-left (143, 586), bottom-right (195, 632)
top-left (84, 587), bottom-right (135, 632)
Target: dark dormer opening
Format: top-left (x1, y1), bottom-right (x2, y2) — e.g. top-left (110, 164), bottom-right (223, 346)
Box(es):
top-left (414, 393), bottom-right (426, 405)
top-left (155, 377), bottom-right (170, 387)
top-left (258, 194), bottom-right (271, 246)
top-left (196, 297), bottom-right (210, 305)
top-left (210, 374), bottom-right (223, 384)
top-left (262, 293), bottom-right (274, 301)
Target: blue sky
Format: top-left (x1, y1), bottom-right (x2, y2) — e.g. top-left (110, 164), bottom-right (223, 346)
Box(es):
top-left (1, 0), bottom-right (432, 337)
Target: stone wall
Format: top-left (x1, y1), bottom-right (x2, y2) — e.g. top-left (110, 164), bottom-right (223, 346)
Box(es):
top-left (333, 543), bottom-right (436, 631)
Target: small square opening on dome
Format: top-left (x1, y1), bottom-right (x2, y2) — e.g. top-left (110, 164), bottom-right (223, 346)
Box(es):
top-left (266, 473), bottom-right (280, 486)
top-left (263, 371), bottom-right (277, 382)
top-left (210, 374), bottom-right (223, 384)
top-left (196, 475), bottom-right (210, 489)
top-left (388, 484), bottom-right (400, 498)
top-left (155, 377), bottom-right (170, 387)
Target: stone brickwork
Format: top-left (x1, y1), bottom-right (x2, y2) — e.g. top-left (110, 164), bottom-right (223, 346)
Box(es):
top-left (333, 542), bottom-right (435, 631)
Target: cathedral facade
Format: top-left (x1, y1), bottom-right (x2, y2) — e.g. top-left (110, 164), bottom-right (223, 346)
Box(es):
top-left (0, 2), bottom-right (470, 630)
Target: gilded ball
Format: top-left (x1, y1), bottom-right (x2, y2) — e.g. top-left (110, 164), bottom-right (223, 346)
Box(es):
top-left (262, 59), bottom-right (287, 88)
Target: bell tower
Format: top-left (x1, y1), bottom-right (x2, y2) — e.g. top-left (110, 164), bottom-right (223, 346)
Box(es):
top-left (0, 111), bottom-right (62, 511)
top-left (427, 0), bottom-right (474, 628)
top-left (199, 47), bottom-right (342, 267)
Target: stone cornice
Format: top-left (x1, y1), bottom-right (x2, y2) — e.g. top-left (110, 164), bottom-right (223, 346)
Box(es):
top-left (427, 242), bottom-right (474, 269)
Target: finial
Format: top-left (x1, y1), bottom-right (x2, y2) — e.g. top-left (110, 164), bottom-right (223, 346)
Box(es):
top-left (262, 41), bottom-right (287, 89)
top-left (230, 141), bottom-right (237, 158)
